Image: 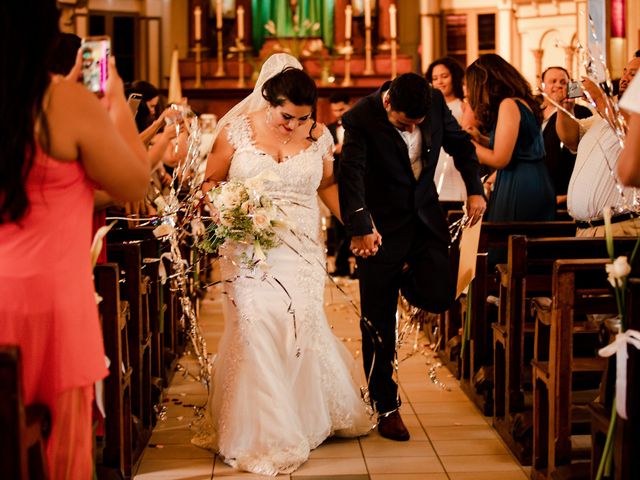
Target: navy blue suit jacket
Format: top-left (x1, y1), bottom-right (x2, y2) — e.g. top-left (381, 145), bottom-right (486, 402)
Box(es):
top-left (339, 83), bottom-right (484, 246)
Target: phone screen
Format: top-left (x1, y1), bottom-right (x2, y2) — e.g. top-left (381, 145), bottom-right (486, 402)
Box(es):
top-left (81, 36), bottom-right (110, 95)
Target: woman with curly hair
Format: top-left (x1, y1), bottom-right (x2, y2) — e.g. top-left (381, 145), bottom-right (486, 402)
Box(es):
top-left (465, 53), bottom-right (555, 223)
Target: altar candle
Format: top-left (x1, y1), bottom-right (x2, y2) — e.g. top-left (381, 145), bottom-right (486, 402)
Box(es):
top-left (194, 6), bottom-right (202, 41)
top-left (389, 4), bottom-right (397, 39)
top-left (216, 0), bottom-right (223, 29)
top-left (345, 5), bottom-right (352, 40)
top-left (237, 6), bottom-right (244, 40)
top-left (364, 0), bottom-right (371, 28)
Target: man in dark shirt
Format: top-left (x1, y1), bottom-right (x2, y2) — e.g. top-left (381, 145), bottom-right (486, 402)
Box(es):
top-left (540, 66), bottom-right (592, 207)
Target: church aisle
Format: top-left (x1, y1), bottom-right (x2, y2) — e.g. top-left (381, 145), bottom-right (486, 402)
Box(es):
top-left (134, 279), bottom-right (530, 480)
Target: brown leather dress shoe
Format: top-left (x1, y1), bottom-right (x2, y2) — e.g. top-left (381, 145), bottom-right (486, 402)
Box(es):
top-left (377, 410), bottom-right (410, 441)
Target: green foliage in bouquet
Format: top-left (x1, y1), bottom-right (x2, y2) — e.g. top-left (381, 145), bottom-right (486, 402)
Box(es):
top-left (198, 178), bottom-right (282, 263)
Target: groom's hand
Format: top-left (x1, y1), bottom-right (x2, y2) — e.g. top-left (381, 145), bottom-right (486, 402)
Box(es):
top-left (465, 194), bottom-right (486, 226)
top-left (350, 230), bottom-right (382, 258)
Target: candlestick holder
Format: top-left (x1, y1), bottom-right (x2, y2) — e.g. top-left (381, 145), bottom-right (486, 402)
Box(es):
top-left (228, 39), bottom-right (249, 88)
top-left (390, 37), bottom-right (397, 79)
top-left (364, 25), bottom-right (375, 76)
top-left (214, 28), bottom-right (226, 77)
top-left (341, 41), bottom-right (354, 87)
top-left (236, 40), bottom-right (248, 88)
top-left (191, 41), bottom-right (209, 88)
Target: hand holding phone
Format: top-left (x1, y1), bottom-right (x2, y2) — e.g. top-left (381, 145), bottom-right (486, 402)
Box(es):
top-left (81, 36), bottom-right (111, 96)
top-left (566, 80), bottom-right (584, 99)
top-left (127, 93), bottom-right (143, 115)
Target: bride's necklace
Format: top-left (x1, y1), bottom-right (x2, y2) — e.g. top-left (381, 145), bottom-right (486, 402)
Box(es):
top-left (266, 108), bottom-right (295, 145)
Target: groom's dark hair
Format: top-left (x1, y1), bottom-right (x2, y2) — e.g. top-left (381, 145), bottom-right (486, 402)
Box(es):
top-left (262, 66), bottom-right (318, 109)
top-left (388, 73), bottom-right (431, 119)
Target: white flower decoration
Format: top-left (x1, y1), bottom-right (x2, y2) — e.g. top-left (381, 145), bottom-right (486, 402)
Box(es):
top-left (606, 255), bottom-right (631, 288)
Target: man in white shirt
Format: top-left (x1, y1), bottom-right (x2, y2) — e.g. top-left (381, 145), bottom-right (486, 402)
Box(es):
top-left (618, 58), bottom-right (640, 186)
top-left (557, 55), bottom-right (640, 236)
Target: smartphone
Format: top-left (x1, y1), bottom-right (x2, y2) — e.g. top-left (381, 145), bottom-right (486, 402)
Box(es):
top-left (566, 80), bottom-right (584, 99)
top-left (127, 93), bottom-right (143, 115)
top-left (81, 36), bottom-right (110, 96)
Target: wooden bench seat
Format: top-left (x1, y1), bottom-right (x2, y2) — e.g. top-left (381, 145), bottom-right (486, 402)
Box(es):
top-left (106, 240), bottom-right (153, 460)
top-left (0, 346), bottom-right (50, 480)
top-left (492, 236), bottom-right (637, 465)
top-left (588, 276), bottom-right (640, 479)
top-left (530, 260), bottom-right (619, 479)
top-left (453, 220), bottom-right (576, 415)
top-left (94, 263), bottom-right (133, 479)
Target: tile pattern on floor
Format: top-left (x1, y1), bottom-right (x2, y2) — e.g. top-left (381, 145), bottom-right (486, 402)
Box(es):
top-left (134, 278), bottom-right (529, 479)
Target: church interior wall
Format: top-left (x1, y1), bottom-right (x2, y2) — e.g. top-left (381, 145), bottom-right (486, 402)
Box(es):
top-left (60, 1), bottom-right (636, 95)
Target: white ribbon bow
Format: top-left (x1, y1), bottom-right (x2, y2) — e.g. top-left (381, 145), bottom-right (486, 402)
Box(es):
top-left (598, 329), bottom-right (640, 419)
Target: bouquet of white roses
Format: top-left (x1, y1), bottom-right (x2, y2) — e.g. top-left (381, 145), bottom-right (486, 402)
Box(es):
top-left (199, 172), bottom-right (283, 263)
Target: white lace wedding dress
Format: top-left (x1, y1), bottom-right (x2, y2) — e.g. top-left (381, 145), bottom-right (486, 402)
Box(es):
top-left (192, 115), bottom-right (373, 476)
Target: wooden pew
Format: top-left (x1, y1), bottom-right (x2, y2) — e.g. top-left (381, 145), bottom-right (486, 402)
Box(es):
top-left (453, 220), bottom-right (576, 415)
top-left (106, 240), bottom-right (153, 457)
top-left (588, 276), bottom-right (640, 480)
top-left (492, 236), bottom-right (637, 465)
top-left (108, 227), bottom-right (167, 398)
top-left (530, 259), bottom-right (615, 479)
top-left (94, 263), bottom-right (133, 479)
top-left (0, 346), bottom-right (50, 480)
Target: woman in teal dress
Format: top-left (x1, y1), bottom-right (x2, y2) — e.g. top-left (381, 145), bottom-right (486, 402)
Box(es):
top-left (465, 54), bottom-right (555, 223)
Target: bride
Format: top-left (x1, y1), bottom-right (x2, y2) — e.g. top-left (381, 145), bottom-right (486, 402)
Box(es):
top-left (192, 54), bottom-right (373, 475)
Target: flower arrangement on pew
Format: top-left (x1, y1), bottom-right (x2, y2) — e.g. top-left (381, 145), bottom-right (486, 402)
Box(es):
top-left (199, 171), bottom-right (284, 266)
top-left (595, 206), bottom-right (640, 480)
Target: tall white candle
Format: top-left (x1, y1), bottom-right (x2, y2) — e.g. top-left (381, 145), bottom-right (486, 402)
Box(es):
top-left (420, 0), bottom-right (428, 15)
top-left (364, 0), bottom-right (371, 28)
top-left (389, 4), bottom-right (397, 39)
top-left (345, 5), bottom-right (352, 40)
top-left (237, 6), bottom-right (244, 40)
top-left (194, 6), bottom-right (202, 41)
top-left (216, 0), bottom-right (223, 29)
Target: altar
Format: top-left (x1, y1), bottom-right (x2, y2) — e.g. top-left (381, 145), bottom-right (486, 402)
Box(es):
top-left (178, 0), bottom-right (417, 122)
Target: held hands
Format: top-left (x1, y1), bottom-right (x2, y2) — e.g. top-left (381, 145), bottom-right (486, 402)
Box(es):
top-left (350, 229), bottom-right (382, 258)
top-left (465, 194), bottom-right (486, 226)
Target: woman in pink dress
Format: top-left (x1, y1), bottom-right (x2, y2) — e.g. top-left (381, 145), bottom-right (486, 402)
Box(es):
top-left (0, 2), bottom-right (150, 478)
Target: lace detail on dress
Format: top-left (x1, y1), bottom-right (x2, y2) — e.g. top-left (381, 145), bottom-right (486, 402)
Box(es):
top-left (316, 126), bottom-right (335, 162)
top-left (226, 115), bottom-right (254, 151)
top-left (193, 113), bottom-right (373, 476)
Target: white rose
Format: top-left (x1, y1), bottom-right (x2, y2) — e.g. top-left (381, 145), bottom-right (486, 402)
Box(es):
top-left (252, 209), bottom-right (272, 231)
top-left (606, 256), bottom-right (631, 288)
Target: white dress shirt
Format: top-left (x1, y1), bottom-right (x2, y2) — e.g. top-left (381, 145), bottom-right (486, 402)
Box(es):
top-left (619, 75), bottom-right (640, 114)
top-left (567, 117), bottom-right (633, 221)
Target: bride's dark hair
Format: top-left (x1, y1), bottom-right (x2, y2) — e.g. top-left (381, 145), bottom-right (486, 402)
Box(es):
top-left (0, 1), bottom-right (60, 223)
top-left (262, 66), bottom-right (319, 140)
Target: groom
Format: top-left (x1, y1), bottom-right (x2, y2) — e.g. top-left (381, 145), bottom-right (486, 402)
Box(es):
top-left (339, 73), bottom-right (486, 441)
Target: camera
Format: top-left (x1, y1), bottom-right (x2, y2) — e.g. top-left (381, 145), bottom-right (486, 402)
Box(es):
top-left (566, 80), bottom-right (584, 99)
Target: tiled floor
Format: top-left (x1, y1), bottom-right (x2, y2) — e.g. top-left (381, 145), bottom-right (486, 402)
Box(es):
top-left (134, 278), bottom-right (530, 479)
